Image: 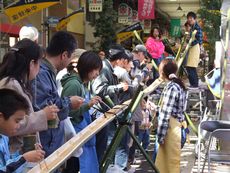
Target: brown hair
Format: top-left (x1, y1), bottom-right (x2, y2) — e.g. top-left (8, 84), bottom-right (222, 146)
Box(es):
top-left (160, 59), bottom-right (186, 90)
top-left (150, 26), bottom-right (161, 38)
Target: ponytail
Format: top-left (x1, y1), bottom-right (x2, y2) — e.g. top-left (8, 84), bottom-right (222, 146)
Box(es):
top-left (161, 59), bottom-right (186, 90)
top-left (170, 77), bottom-right (186, 90)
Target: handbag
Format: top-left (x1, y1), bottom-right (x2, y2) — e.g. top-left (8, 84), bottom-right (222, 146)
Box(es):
top-left (63, 117), bottom-right (83, 157)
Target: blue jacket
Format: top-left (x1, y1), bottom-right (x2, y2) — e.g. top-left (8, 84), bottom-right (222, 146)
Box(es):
top-left (0, 135), bottom-right (25, 172)
top-left (31, 59), bottom-right (71, 157)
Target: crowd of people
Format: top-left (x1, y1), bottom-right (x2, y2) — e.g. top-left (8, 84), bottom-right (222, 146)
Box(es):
top-left (0, 11), bottom-right (202, 173)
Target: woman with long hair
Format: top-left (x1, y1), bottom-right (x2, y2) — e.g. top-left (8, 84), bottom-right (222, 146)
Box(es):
top-left (0, 39), bottom-right (59, 157)
top-left (155, 59), bottom-right (187, 173)
top-left (61, 51), bottom-right (102, 173)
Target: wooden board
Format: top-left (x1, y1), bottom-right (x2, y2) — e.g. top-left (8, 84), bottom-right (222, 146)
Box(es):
top-left (28, 78), bottom-right (165, 173)
top-left (28, 101), bottom-right (130, 173)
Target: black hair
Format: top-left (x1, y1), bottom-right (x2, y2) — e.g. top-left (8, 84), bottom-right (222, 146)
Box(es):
top-left (187, 11), bottom-right (197, 19)
top-left (46, 31), bottom-right (77, 58)
top-left (77, 51), bottom-right (102, 81)
top-left (161, 59), bottom-right (186, 90)
top-left (150, 26), bottom-right (161, 38)
top-left (0, 89), bottom-right (29, 120)
top-left (184, 22), bottom-right (190, 27)
top-left (122, 50), bottom-right (133, 62)
top-left (108, 44), bottom-right (126, 61)
top-left (0, 39), bottom-right (42, 94)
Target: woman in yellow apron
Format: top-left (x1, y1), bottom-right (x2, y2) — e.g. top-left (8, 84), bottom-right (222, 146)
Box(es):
top-left (155, 59), bottom-right (187, 173)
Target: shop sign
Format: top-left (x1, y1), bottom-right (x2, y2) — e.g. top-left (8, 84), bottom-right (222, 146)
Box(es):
top-left (4, 0), bottom-right (60, 23)
top-left (89, 0), bottom-right (102, 12)
top-left (170, 19), bottom-right (181, 37)
top-left (144, 19), bottom-right (151, 33)
top-left (118, 3), bottom-right (134, 25)
top-left (138, 0), bottom-right (155, 20)
top-left (127, 7), bottom-right (133, 25)
top-left (132, 10), bottom-right (138, 22)
top-left (56, 7), bottom-right (84, 31)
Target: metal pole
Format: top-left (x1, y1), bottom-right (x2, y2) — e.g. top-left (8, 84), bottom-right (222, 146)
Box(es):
top-left (127, 127), bottom-right (159, 173)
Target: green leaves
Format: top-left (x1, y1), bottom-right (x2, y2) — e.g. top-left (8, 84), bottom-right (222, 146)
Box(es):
top-left (91, 0), bottom-right (118, 52)
top-left (198, 0), bottom-right (222, 69)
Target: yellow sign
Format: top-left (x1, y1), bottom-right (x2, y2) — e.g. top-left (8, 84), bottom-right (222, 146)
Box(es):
top-left (116, 30), bottom-right (142, 43)
top-left (56, 8), bottom-right (84, 31)
top-left (4, 0), bottom-right (60, 23)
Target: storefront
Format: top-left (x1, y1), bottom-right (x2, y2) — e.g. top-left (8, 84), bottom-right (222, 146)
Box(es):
top-left (0, 23), bottom-right (21, 62)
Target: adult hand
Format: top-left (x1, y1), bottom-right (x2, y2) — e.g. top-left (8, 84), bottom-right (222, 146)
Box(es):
top-left (121, 82), bottom-right (129, 91)
top-left (23, 149), bottom-right (45, 162)
top-left (70, 96), bottom-right (84, 110)
top-left (43, 105), bottom-right (59, 120)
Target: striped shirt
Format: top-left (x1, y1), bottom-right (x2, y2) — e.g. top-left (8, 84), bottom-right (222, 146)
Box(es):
top-left (157, 81), bottom-right (186, 144)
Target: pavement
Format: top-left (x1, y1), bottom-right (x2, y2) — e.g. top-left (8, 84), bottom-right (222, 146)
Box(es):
top-left (127, 128), bottom-right (230, 173)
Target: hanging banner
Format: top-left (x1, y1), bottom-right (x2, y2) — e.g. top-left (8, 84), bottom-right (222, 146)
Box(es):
top-left (170, 19), bottom-right (181, 37)
top-left (89, 0), bottom-right (102, 12)
top-left (4, 0), bottom-right (60, 23)
top-left (138, 0), bottom-right (155, 20)
top-left (56, 7), bottom-right (84, 31)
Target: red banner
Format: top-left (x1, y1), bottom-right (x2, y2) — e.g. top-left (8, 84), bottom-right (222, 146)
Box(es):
top-left (138, 0), bottom-right (155, 20)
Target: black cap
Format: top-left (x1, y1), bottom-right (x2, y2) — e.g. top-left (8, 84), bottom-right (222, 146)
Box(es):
top-left (108, 44), bottom-right (126, 61)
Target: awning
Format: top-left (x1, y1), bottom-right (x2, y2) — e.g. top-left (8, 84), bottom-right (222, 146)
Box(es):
top-left (0, 23), bottom-right (21, 37)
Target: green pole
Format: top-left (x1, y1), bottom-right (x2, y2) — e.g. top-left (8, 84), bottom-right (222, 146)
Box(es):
top-left (127, 127), bottom-right (160, 173)
top-left (100, 83), bottom-right (144, 172)
top-left (175, 33), bottom-right (188, 62)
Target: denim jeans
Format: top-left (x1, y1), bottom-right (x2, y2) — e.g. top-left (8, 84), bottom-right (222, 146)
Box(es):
top-left (96, 125), bottom-right (108, 163)
top-left (186, 66), bottom-right (199, 87)
top-left (128, 121), bottom-right (140, 163)
top-left (138, 129), bottom-right (150, 150)
top-left (152, 56), bottom-right (164, 80)
top-left (107, 123), bottom-right (130, 170)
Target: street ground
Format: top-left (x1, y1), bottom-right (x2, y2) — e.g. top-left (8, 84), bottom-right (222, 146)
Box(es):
top-left (128, 127), bottom-right (230, 173)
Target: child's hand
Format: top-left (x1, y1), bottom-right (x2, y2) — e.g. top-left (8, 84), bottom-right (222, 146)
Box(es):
top-left (88, 96), bottom-right (102, 107)
top-left (147, 100), bottom-right (157, 110)
top-left (23, 149), bottom-right (45, 162)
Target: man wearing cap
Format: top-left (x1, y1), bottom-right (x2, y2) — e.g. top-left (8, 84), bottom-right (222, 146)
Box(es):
top-left (131, 44), bottom-right (151, 84)
top-left (92, 44), bottom-right (129, 164)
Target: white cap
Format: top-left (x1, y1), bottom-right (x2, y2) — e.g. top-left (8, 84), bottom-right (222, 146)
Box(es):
top-left (19, 26), bottom-right (39, 42)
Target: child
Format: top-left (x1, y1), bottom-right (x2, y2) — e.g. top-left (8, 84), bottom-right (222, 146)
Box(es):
top-left (155, 59), bottom-right (187, 173)
top-left (138, 100), bottom-right (152, 151)
top-left (0, 89), bottom-right (45, 172)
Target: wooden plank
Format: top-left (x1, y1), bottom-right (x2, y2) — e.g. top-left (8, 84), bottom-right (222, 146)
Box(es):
top-left (28, 101), bottom-right (130, 173)
top-left (28, 78), bottom-right (165, 172)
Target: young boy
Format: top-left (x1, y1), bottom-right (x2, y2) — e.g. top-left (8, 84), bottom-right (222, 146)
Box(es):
top-left (0, 89), bottom-right (45, 172)
top-left (138, 100), bottom-right (152, 151)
